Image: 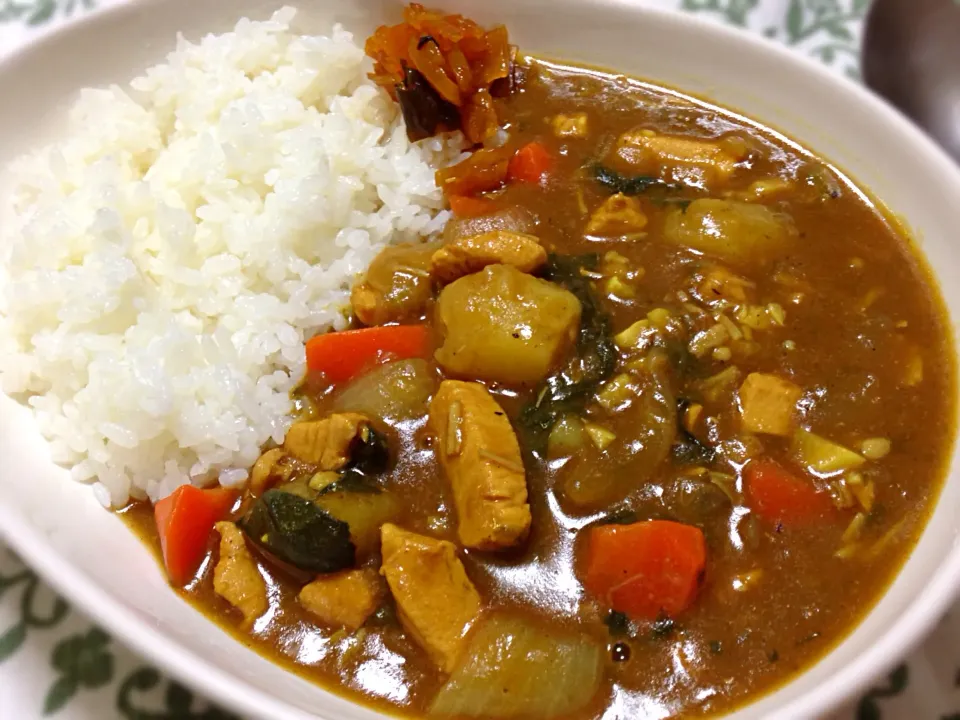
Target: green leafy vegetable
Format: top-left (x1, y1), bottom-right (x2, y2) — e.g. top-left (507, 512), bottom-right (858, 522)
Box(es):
top-left (591, 164), bottom-right (674, 195)
top-left (604, 610), bottom-right (630, 637)
top-left (317, 470), bottom-right (380, 495)
top-left (671, 400), bottom-right (715, 465)
top-left (346, 425), bottom-right (390, 475)
top-left (240, 490), bottom-right (355, 573)
top-left (651, 612), bottom-right (676, 639)
top-left (597, 509), bottom-right (640, 526)
top-left (519, 254), bottom-right (617, 448)
top-left (672, 429), bottom-right (714, 464)
top-left (650, 197), bottom-right (694, 210)
top-left (430, 614), bottom-right (604, 718)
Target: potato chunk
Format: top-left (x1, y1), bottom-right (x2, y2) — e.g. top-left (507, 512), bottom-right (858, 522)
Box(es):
top-left (283, 413), bottom-right (370, 468)
top-left (435, 264), bottom-right (581, 386)
top-left (380, 524), bottom-right (482, 672)
top-left (738, 372), bottom-right (802, 436)
top-left (430, 230), bottom-right (547, 283)
top-left (616, 129), bottom-right (744, 187)
top-left (793, 429), bottom-right (865, 475)
top-left (585, 193), bottom-right (648, 237)
top-left (428, 380), bottom-right (531, 550)
top-left (664, 199), bottom-right (794, 266)
top-left (213, 522), bottom-right (267, 626)
top-left (299, 568), bottom-right (383, 631)
top-left (351, 243), bottom-right (436, 326)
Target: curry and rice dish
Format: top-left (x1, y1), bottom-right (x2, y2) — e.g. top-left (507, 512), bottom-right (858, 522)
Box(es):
top-left (1, 4), bottom-right (955, 719)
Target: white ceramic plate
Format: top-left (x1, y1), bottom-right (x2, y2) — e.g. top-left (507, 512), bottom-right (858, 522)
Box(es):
top-left (2, 1), bottom-right (960, 718)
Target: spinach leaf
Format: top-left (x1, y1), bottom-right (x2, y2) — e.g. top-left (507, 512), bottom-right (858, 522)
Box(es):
top-left (651, 613), bottom-right (676, 639)
top-left (396, 65), bottom-right (460, 142)
top-left (317, 469), bottom-right (381, 496)
top-left (590, 164), bottom-right (675, 195)
top-left (671, 400), bottom-right (715, 465)
top-left (596, 509), bottom-right (639, 526)
top-left (518, 254), bottom-right (618, 447)
top-left (347, 425), bottom-right (389, 475)
top-left (672, 428), bottom-right (715, 465)
top-left (604, 611), bottom-right (630, 637)
top-left (240, 490), bottom-right (355, 573)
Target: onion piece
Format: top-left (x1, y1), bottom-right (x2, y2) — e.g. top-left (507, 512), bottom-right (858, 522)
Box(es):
top-left (442, 206), bottom-right (538, 243)
top-left (332, 359), bottom-right (436, 423)
top-left (430, 614), bottom-right (604, 718)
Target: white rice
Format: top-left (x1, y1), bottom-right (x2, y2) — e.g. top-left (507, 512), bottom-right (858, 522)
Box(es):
top-left (0, 8), bottom-right (463, 507)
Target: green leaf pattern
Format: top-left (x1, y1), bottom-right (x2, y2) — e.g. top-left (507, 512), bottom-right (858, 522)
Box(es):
top-left (0, 0), bottom-right (93, 25)
top-left (0, 1), bottom-right (953, 719)
top-left (0, 551), bottom-right (237, 718)
top-left (680, 0), bottom-right (867, 78)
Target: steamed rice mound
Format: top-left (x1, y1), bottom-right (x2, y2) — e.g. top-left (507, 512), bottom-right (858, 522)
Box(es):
top-left (0, 8), bottom-right (461, 507)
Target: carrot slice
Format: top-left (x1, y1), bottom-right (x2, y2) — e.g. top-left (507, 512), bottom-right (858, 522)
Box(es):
top-left (581, 520), bottom-right (706, 620)
top-left (507, 141), bottom-right (552, 184)
top-left (744, 458), bottom-right (836, 527)
top-left (154, 486), bottom-right (237, 586)
top-left (436, 146), bottom-right (512, 197)
top-left (305, 325), bottom-right (431, 385)
top-left (448, 194), bottom-right (496, 218)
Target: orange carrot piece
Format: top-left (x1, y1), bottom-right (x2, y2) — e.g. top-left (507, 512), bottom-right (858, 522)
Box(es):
top-left (744, 458), bottom-right (836, 527)
top-left (507, 141), bottom-right (552, 184)
top-left (436, 146), bottom-right (512, 197)
top-left (449, 194), bottom-right (496, 218)
top-left (154, 486), bottom-right (238, 587)
top-left (581, 520), bottom-right (706, 620)
top-left (305, 325), bottom-right (431, 385)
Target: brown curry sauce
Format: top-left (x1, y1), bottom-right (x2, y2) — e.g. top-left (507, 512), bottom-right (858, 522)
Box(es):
top-left (123, 56), bottom-right (956, 719)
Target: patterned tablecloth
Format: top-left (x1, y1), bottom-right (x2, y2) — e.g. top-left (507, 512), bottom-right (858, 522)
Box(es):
top-left (0, 0), bottom-right (957, 717)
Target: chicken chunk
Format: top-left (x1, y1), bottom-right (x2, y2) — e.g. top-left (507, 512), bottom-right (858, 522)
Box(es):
top-left (616, 128), bottom-right (745, 187)
top-left (428, 381), bottom-right (531, 550)
top-left (283, 413), bottom-right (371, 468)
top-left (249, 448), bottom-right (296, 495)
top-left (430, 230), bottom-right (547, 283)
top-left (738, 372), bottom-right (802, 436)
top-left (351, 243), bottom-right (436, 326)
top-left (585, 193), bottom-right (648, 237)
top-left (380, 524), bottom-right (482, 672)
top-left (435, 264), bottom-right (581, 386)
top-left (299, 568), bottom-right (383, 631)
top-left (213, 522), bottom-right (268, 626)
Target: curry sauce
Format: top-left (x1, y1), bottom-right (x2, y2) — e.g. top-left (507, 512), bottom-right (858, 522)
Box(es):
top-left (124, 41), bottom-right (955, 720)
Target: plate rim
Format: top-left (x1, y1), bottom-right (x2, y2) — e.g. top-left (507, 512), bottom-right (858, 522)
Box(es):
top-left (2, 1), bottom-right (960, 719)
